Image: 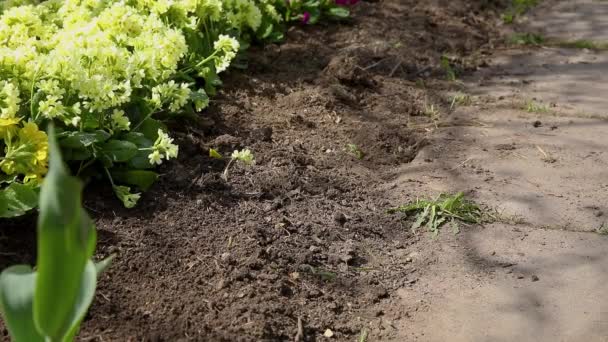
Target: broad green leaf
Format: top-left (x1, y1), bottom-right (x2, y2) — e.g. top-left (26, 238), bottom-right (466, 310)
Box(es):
top-left (0, 183), bottom-right (39, 218)
top-left (136, 118), bottom-right (166, 142)
top-left (111, 170), bottom-right (158, 191)
top-left (122, 133), bottom-right (154, 170)
top-left (121, 132), bottom-right (152, 148)
top-left (34, 125), bottom-right (97, 340)
top-left (62, 148), bottom-right (93, 162)
top-left (127, 152), bottom-right (154, 170)
top-left (59, 131), bottom-right (111, 149)
top-left (0, 265), bottom-right (44, 342)
top-left (101, 140), bottom-right (138, 163)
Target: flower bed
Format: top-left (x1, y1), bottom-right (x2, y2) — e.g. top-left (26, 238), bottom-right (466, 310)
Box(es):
top-left (0, 0), bottom-right (355, 216)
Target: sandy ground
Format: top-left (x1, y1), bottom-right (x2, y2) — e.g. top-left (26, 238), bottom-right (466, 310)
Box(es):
top-left (388, 1), bottom-right (608, 341)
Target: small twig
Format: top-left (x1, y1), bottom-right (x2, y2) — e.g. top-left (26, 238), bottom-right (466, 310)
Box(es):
top-left (357, 57), bottom-right (389, 71)
top-left (450, 157), bottom-right (473, 171)
top-left (294, 317), bottom-right (304, 342)
top-left (535, 145), bottom-right (548, 159)
top-left (389, 60), bottom-right (403, 77)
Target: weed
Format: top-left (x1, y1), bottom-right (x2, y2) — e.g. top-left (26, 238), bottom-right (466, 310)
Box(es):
top-left (347, 144), bottom-right (365, 160)
top-left (300, 265), bottom-right (337, 281)
top-left (415, 79), bottom-right (426, 89)
top-left (503, 0), bottom-right (539, 23)
top-left (423, 102), bottom-right (440, 117)
top-left (556, 39), bottom-right (608, 51)
top-left (509, 32), bottom-right (545, 46)
top-left (440, 55), bottom-right (457, 81)
top-left (502, 13), bottom-right (515, 24)
top-left (524, 99), bottom-right (550, 113)
top-left (388, 192), bottom-right (485, 236)
top-left (358, 328), bottom-right (369, 342)
top-left (222, 149), bottom-right (255, 181)
top-left (450, 92), bottom-right (472, 109)
top-left (597, 223), bottom-right (608, 235)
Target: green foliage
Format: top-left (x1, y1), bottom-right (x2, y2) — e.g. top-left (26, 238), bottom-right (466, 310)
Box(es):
top-left (278, 0), bottom-right (354, 24)
top-left (449, 93), bottom-right (472, 109)
top-left (524, 99), bottom-right (550, 113)
top-left (0, 126), bottom-right (112, 342)
top-left (0, 183), bottom-right (38, 218)
top-left (440, 55), bottom-right (457, 81)
top-left (556, 39), bottom-right (608, 51)
top-left (597, 223), bottom-right (607, 235)
top-left (388, 192), bottom-right (484, 236)
top-left (502, 0), bottom-right (539, 23)
top-left (347, 144), bottom-right (365, 160)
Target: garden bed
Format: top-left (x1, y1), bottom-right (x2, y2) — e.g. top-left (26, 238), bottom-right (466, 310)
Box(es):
top-left (1, 0), bottom-right (504, 340)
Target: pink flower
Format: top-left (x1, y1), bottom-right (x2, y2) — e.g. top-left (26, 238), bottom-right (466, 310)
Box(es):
top-left (302, 11), bottom-right (311, 24)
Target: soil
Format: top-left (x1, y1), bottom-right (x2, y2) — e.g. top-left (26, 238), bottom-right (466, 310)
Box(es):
top-left (2, 0), bottom-right (607, 341)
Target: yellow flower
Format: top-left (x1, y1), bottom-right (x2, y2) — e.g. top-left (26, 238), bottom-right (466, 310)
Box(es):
top-left (0, 117), bottom-right (20, 140)
top-left (19, 122), bottom-right (48, 171)
top-left (0, 122), bottom-right (48, 178)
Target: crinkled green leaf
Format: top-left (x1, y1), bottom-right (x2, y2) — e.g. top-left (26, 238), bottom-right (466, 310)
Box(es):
top-left (122, 132), bottom-right (155, 169)
top-left (59, 131), bottom-right (111, 149)
top-left (0, 183), bottom-right (39, 218)
top-left (101, 140), bottom-right (138, 163)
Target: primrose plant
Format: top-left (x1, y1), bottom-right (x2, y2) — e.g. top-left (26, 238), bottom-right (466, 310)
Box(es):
top-left (220, 149), bottom-right (255, 182)
top-left (0, 126), bottom-right (112, 342)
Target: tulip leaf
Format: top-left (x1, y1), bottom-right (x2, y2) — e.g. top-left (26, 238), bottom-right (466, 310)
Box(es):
top-left (33, 125), bottom-right (97, 340)
top-left (0, 265), bottom-right (44, 342)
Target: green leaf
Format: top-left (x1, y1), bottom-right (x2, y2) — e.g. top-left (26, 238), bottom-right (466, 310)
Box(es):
top-left (0, 183), bottom-right (39, 218)
top-left (95, 255), bottom-right (115, 275)
top-left (59, 131), bottom-right (110, 149)
top-left (62, 261), bottom-right (98, 342)
top-left (0, 265), bottom-right (44, 342)
top-left (122, 133), bottom-right (154, 170)
top-left (122, 132), bottom-right (152, 147)
top-left (101, 140), bottom-right (138, 163)
top-left (111, 170), bottom-right (158, 191)
top-left (0, 173), bottom-right (14, 184)
top-left (136, 118), bottom-right (166, 142)
top-left (327, 7), bottom-right (350, 19)
top-left (189, 90), bottom-right (209, 111)
top-left (34, 125), bottom-right (97, 340)
top-left (209, 148), bottom-right (223, 159)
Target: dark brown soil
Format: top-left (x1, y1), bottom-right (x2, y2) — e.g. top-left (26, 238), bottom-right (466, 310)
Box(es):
top-left (0, 1), bottom-right (505, 341)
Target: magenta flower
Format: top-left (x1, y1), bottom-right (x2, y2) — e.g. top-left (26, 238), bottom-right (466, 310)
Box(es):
top-left (302, 11), bottom-right (310, 24)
